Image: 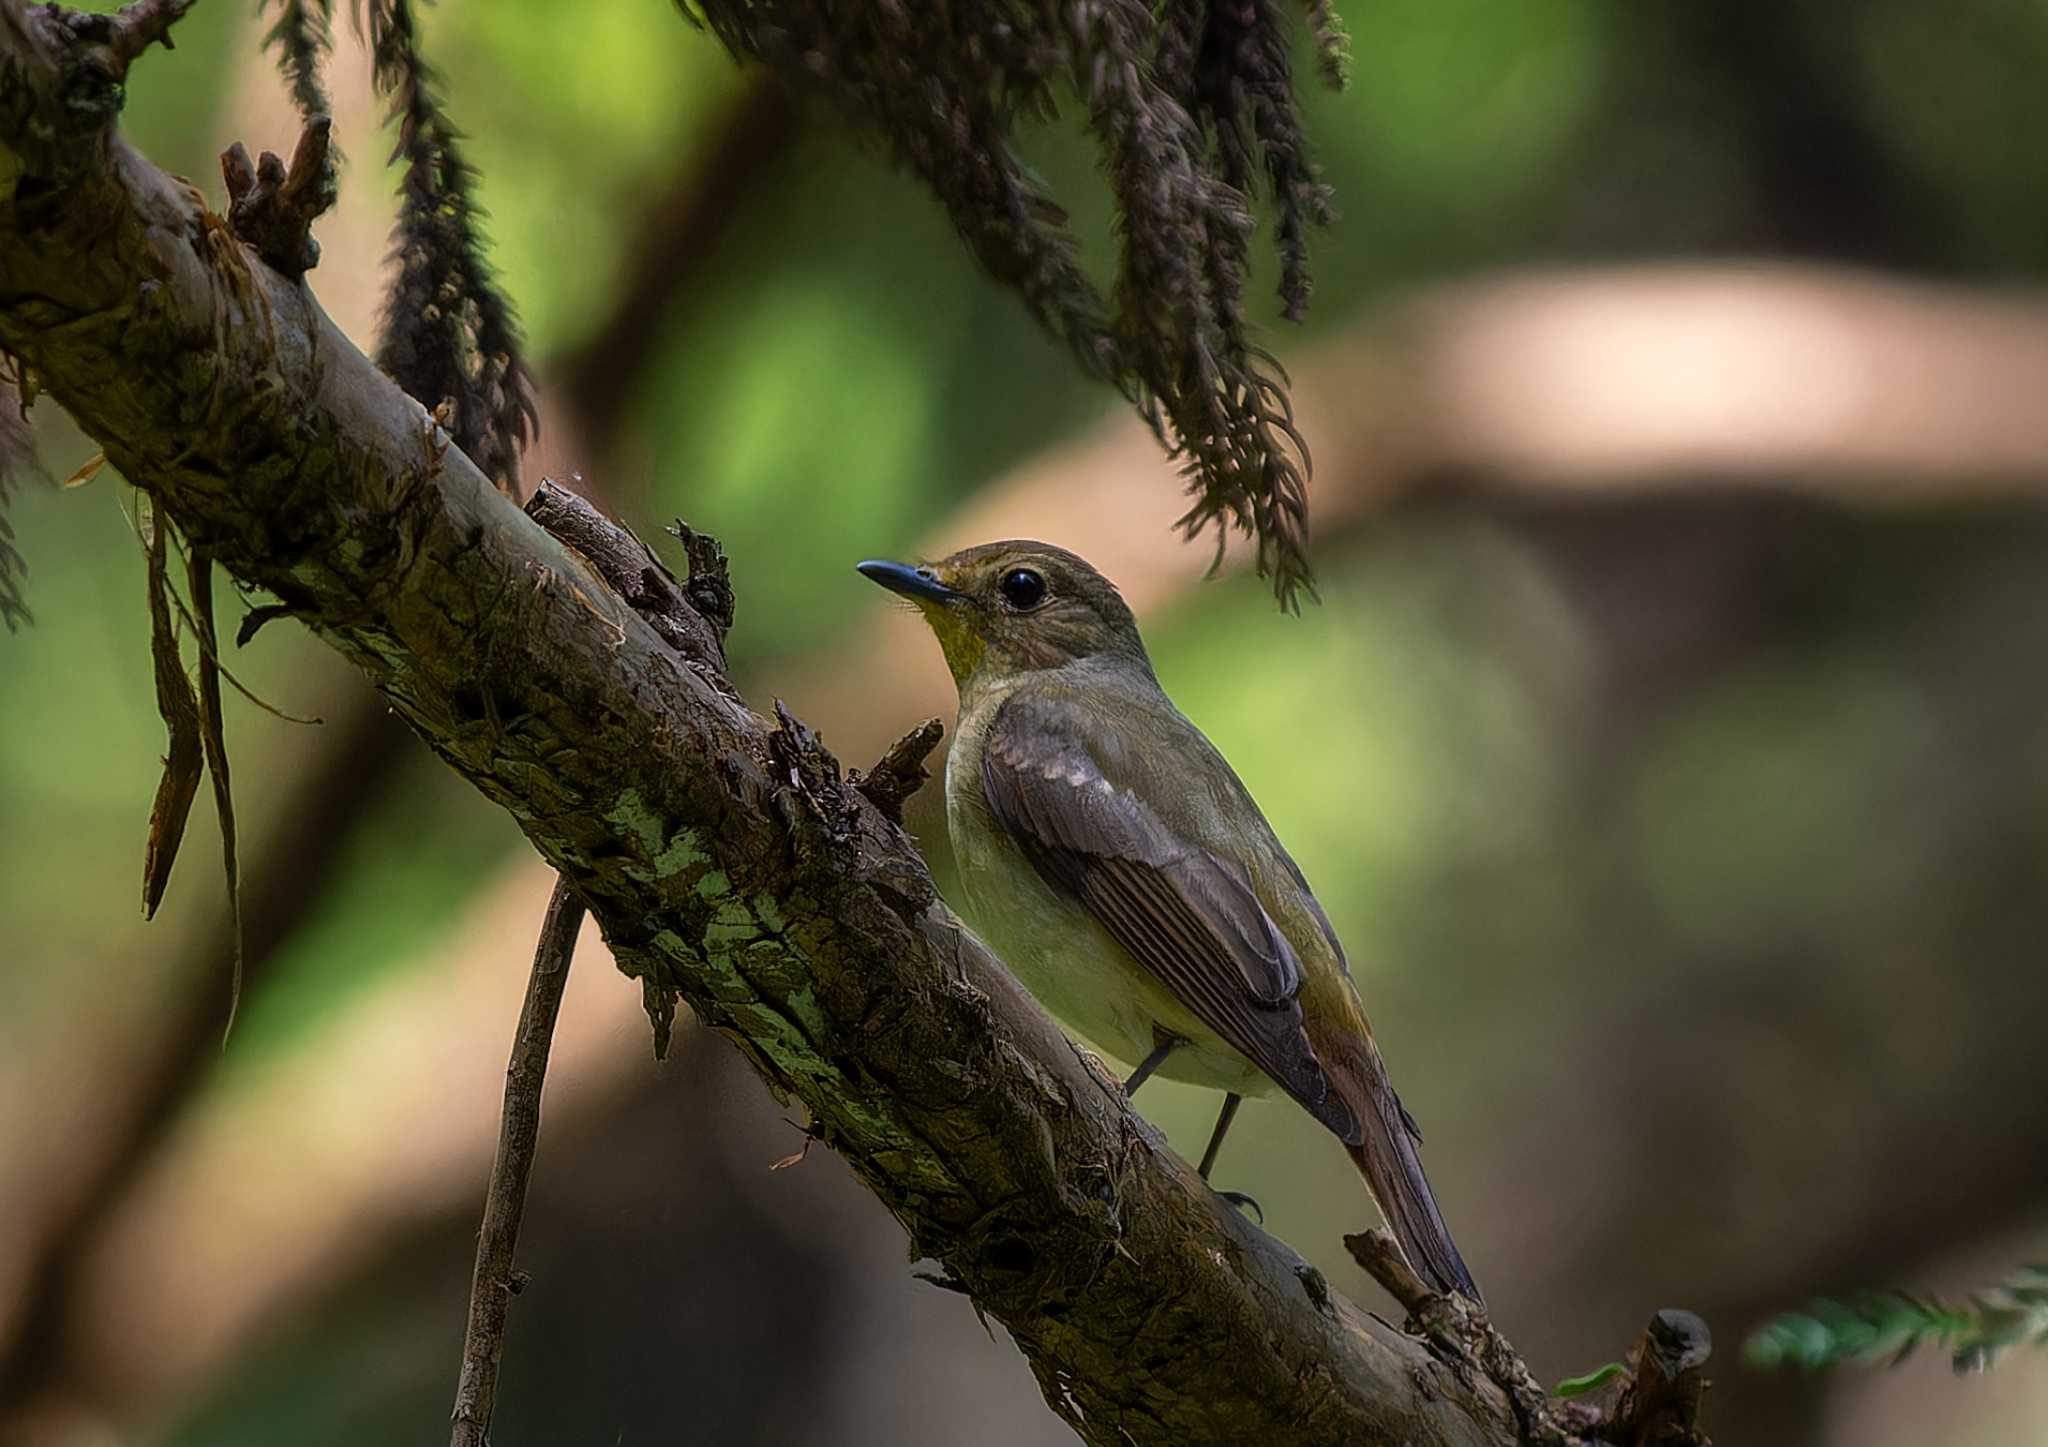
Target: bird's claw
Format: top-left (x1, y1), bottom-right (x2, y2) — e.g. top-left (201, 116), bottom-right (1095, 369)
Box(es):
top-left (1217, 1189), bottom-right (1264, 1226)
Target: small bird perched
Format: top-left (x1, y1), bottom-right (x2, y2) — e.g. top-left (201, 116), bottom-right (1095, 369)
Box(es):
top-left (858, 541), bottom-right (1481, 1301)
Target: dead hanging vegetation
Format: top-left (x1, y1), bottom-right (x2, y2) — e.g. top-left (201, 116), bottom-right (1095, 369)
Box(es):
top-left (357, 0), bottom-right (537, 494)
top-left (255, 0), bottom-right (536, 491)
top-left (264, 0), bottom-right (339, 129)
top-left (127, 470), bottom-right (322, 1037)
top-left (258, 0), bottom-right (535, 489)
top-left (0, 359), bottom-right (35, 632)
top-left (257, 0), bottom-right (343, 245)
top-left (21, 0), bottom-right (492, 1041)
top-left (135, 496), bottom-right (249, 1040)
top-left (260, 0), bottom-right (336, 121)
top-left (139, 497), bottom-right (207, 923)
top-left (681, 0), bottom-right (1351, 607)
top-left (251, 0), bottom-right (1340, 593)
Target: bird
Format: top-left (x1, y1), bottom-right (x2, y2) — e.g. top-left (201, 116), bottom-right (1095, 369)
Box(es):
top-left (857, 540), bottom-right (1480, 1301)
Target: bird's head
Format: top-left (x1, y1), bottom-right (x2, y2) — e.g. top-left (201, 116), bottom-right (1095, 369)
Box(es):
top-left (857, 540), bottom-right (1150, 689)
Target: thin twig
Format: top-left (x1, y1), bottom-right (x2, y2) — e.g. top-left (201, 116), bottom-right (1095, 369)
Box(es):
top-left (450, 874), bottom-right (584, 1447)
top-left (108, 0), bottom-right (198, 67)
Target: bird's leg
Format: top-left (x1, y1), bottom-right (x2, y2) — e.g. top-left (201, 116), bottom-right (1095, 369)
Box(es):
top-left (1123, 1034), bottom-right (1178, 1098)
top-left (1197, 1093), bottom-right (1242, 1179)
top-left (1199, 1093), bottom-right (1264, 1224)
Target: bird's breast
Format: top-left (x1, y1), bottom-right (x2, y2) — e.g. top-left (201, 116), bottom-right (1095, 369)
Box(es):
top-left (941, 706), bottom-right (1272, 1096)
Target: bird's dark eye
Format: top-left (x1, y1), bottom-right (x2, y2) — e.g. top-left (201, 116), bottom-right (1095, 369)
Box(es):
top-left (998, 567), bottom-right (1048, 611)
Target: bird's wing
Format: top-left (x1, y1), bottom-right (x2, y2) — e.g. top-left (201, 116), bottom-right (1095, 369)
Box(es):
top-left (980, 693), bottom-right (1361, 1142)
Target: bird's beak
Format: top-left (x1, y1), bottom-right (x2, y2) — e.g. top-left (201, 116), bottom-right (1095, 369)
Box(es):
top-left (857, 558), bottom-right (965, 606)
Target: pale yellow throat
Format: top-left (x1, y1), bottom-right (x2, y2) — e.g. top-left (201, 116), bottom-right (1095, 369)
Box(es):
top-left (917, 598), bottom-right (986, 684)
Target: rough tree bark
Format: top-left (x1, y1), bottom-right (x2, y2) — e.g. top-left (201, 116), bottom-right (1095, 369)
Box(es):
top-left (0, 6), bottom-right (1700, 1444)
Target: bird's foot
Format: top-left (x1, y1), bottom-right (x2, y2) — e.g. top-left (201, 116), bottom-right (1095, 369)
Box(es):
top-left (1216, 1189), bottom-right (1264, 1226)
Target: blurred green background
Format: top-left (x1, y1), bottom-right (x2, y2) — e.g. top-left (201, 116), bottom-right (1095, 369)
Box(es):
top-left (7, 1), bottom-right (2048, 1443)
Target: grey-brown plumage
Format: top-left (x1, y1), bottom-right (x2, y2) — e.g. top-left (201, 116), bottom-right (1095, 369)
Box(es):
top-left (858, 541), bottom-right (1480, 1301)
top-left (979, 693), bottom-right (1361, 1144)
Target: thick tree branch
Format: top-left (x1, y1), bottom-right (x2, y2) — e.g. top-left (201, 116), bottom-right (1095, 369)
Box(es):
top-left (0, 10), bottom-right (1672, 1444)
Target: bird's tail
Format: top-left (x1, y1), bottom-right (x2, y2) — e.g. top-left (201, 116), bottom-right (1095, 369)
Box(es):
top-left (1306, 1017), bottom-right (1482, 1303)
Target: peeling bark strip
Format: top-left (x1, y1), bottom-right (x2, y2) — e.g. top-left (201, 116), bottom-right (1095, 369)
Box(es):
top-left (139, 498), bottom-right (202, 919)
top-left (0, 7), bottom-right (1698, 1443)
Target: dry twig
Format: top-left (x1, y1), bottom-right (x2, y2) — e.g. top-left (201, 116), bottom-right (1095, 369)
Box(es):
top-left (852, 717), bottom-right (944, 825)
top-left (221, 116), bottom-right (338, 278)
top-left (1347, 1229), bottom-right (1713, 1447)
top-left (449, 876), bottom-right (584, 1447)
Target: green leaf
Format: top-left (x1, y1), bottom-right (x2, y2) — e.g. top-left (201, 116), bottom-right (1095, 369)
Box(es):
top-left (1552, 1361), bottom-right (1626, 1398)
top-left (1749, 1265), bottom-right (2048, 1377)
